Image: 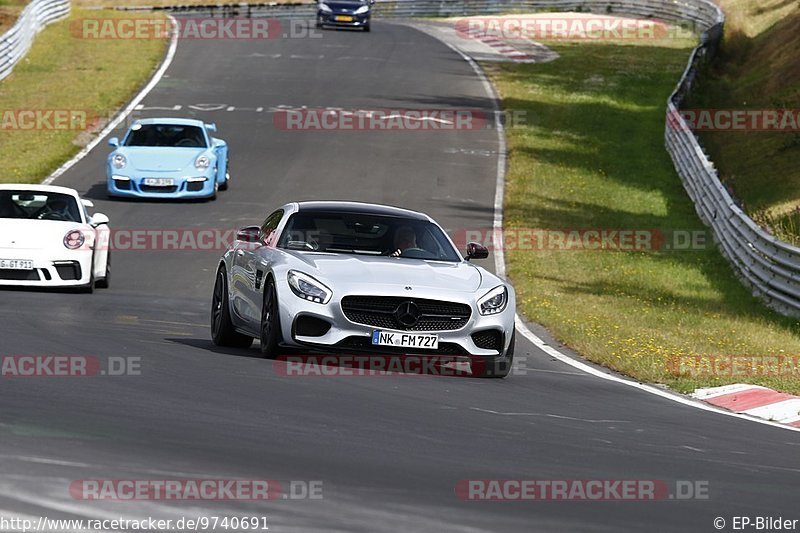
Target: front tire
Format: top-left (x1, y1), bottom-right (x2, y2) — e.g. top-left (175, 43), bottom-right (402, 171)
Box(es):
top-left (259, 278), bottom-right (282, 358)
top-left (219, 170), bottom-right (230, 191)
top-left (211, 267), bottom-right (254, 348)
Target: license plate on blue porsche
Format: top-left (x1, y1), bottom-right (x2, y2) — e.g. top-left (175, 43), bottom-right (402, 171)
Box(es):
top-left (372, 330), bottom-right (439, 349)
top-left (143, 178), bottom-right (174, 187)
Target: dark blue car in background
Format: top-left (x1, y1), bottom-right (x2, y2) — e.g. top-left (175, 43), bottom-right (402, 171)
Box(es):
top-left (317, 0), bottom-right (375, 31)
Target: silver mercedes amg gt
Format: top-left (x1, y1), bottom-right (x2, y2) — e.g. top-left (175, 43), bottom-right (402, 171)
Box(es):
top-left (210, 201), bottom-right (516, 377)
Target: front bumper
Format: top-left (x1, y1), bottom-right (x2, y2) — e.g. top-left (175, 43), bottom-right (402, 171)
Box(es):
top-left (318, 11), bottom-right (370, 27)
top-left (277, 283), bottom-right (514, 358)
top-left (0, 248), bottom-right (93, 287)
top-left (107, 170), bottom-right (216, 199)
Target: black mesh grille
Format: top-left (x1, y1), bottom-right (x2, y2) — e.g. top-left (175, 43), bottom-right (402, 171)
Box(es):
top-left (294, 315), bottom-right (332, 337)
top-left (471, 330), bottom-right (502, 352)
top-left (0, 269), bottom-right (40, 281)
top-left (186, 181), bottom-right (205, 192)
top-left (333, 336), bottom-right (468, 356)
top-left (140, 185), bottom-right (179, 194)
top-left (341, 296), bottom-right (471, 331)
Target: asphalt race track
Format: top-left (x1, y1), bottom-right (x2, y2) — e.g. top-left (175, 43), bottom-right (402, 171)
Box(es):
top-left (1, 20), bottom-right (799, 533)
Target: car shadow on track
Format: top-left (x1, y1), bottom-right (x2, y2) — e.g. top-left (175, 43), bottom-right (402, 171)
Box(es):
top-left (166, 337), bottom-right (478, 378)
top-left (82, 183), bottom-right (213, 204)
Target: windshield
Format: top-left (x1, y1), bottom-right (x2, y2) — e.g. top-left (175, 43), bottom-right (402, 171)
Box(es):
top-left (124, 124), bottom-right (207, 148)
top-left (278, 211), bottom-right (462, 262)
top-left (0, 190), bottom-right (82, 222)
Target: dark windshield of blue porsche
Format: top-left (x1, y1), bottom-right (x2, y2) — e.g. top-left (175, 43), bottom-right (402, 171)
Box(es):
top-left (278, 211), bottom-right (462, 261)
top-left (124, 124), bottom-right (207, 148)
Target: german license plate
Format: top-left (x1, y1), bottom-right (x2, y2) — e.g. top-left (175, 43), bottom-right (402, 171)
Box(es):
top-left (0, 259), bottom-right (33, 270)
top-left (143, 178), bottom-right (174, 187)
top-left (371, 330), bottom-right (439, 349)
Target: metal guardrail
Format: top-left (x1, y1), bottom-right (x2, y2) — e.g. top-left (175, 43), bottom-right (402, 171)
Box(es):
top-left (0, 0), bottom-right (70, 82)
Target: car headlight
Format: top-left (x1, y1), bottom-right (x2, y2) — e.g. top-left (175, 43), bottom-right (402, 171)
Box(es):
top-left (195, 155), bottom-right (211, 170)
top-left (354, 5), bottom-right (370, 14)
top-left (111, 153), bottom-right (127, 169)
top-left (63, 230), bottom-right (85, 250)
top-left (287, 270), bottom-right (332, 304)
top-left (319, 2), bottom-right (332, 12)
top-left (477, 285), bottom-right (508, 315)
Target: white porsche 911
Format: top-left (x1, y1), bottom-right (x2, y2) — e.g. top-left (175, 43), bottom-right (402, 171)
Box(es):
top-left (0, 185), bottom-right (110, 292)
top-left (211, 201), bottom-right (516, 377)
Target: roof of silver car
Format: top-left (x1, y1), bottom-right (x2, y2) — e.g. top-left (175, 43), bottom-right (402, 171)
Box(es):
top-left (294, 201), bottom-right (430, 221)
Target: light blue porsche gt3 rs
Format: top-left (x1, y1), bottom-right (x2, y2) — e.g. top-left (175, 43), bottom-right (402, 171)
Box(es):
top-left (106, 118), bottom-right (230, 200)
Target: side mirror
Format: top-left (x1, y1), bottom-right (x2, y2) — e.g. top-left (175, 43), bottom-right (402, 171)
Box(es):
top-left (108, 137), bottom-right (119, 147)
top-left (465, 242), bottom-right (489, 261)
top-left (236, 225), bottom-right (261, 243)
top-left (206, 123), bottom-right (217, 133)
top-left (81, 199), bottom-right (95, 208)
top-left (91, 213), bottom-right (110, 226)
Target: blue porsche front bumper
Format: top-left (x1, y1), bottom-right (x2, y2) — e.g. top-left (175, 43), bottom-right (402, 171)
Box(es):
top-left (107, 171), bottom-right (217, 199)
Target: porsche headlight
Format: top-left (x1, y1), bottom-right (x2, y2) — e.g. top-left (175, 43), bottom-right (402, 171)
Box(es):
top-left (477, 285), bottom-right (508, 315)
top-left (354, 5), bottom-right (370, 14)
top-left (111, 153), bottom-right (127, 169)
top-left (195, 155), bottom-right (211, 170)
top-left (63, 230), bottom-right (85, 250)
top-left (319, 2), bottom-right (332, 12)
top-left (288, 270), bottom-right (332, 304)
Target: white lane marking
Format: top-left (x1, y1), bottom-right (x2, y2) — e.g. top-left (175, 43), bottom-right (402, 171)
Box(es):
top-left (42, 16), bottom-right (180, 185)
top-left (471, 408), bottom-right (628, 423)
top-left (429, 24), bottom-right (800, 434)
top-left (519, 367), bottom-right (587, 376)
top-left (134, 104), bottom-right (181, 111)
top-left (0, 455), bottom-right (91, 467)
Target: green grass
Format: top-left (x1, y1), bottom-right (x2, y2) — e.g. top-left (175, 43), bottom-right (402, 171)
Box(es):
top-left (0, 9), bottom-right (167, 183)
top-left (0, 0), bottom-right (26, 33)
top-left (488, 37), bottom-right (800, 394)
top-left (690, 1), bottom-right (800, 243)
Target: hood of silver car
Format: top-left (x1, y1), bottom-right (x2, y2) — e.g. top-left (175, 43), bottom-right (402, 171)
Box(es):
top-left (288, 253), bottom-right (483, 293)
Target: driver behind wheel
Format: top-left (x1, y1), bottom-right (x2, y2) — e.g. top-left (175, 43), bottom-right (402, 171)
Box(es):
top-left (390, 225), bottom-right (418, 257)
top-left (38, 197), bottom-right (73, 220)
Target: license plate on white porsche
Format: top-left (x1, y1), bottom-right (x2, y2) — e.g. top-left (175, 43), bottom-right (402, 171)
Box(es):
top-left (0, 259), bottom-right (33, 270)
top-left (143, 178), bottom-right (174, 187)
top-left (371, 330), bottom-right (439, 350)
